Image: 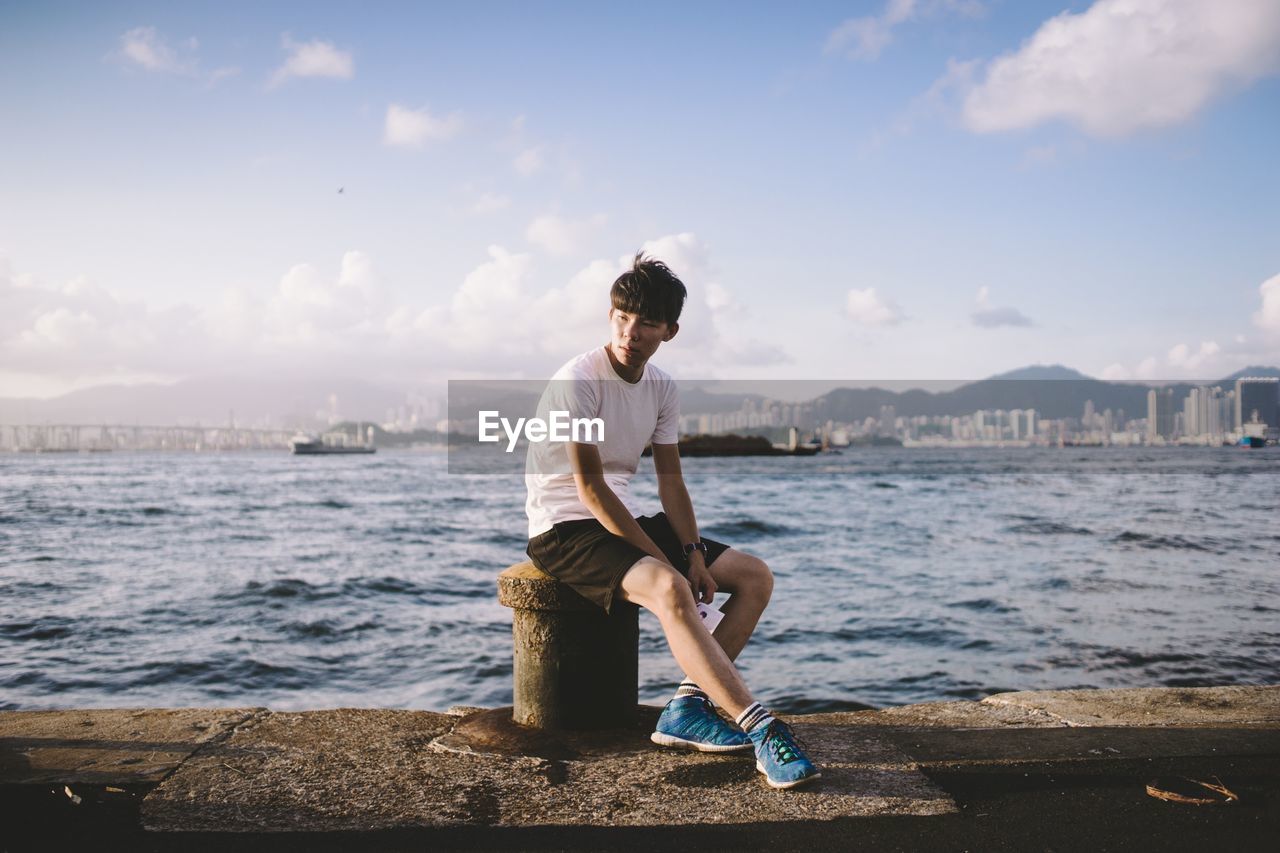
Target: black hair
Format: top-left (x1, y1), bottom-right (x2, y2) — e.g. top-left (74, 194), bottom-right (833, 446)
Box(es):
top-left (609, 252), bottom-right (687, 325)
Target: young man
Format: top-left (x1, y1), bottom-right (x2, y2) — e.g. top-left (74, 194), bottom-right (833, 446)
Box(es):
top-left (524, 253), bottom-right (819, 789)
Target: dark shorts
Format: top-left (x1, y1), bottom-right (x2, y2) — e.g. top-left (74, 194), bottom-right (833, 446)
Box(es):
top-left (526, 512), bottom-right (730, 613)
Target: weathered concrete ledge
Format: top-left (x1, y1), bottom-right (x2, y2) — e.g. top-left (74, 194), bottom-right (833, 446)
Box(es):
top-left (2, 686), bottom-right (1278, 847)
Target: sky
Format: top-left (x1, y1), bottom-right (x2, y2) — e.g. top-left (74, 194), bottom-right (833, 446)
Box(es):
top-left (2, 0), bottom-right (1279, 399)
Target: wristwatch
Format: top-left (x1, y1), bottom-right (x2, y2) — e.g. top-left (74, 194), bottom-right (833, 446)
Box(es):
top-left (682, 541), bottom-right (709, 557)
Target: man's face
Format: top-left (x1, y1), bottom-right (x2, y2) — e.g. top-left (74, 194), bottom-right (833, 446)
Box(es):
top-left (608, 307), bottom-right (677, 369)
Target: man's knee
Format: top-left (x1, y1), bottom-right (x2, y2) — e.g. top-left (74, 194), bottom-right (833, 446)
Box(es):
top-left (739, 554), bottom-right (774, 601)
top-left (648, 567), bottom-right (696, 615)
top-left (651, 566), bottom-right (696, 616)
top-left (621, 559), bottom-right (696, 616)
top-left (758, 557), bottom-right (775, 597)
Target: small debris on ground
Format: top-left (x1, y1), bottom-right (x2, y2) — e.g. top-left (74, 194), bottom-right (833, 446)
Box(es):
top-left (1145, 776), bottom-right (1238, 806)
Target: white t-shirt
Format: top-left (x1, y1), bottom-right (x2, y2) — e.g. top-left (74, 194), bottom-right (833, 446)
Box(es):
top-left (525, 346), bottom-right (679, 537)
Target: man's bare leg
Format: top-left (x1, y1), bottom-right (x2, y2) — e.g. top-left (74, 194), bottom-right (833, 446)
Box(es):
top-left (627, 554), bottom-right (822, 787)
top-left (617, 556), bottom-right (753, 718)
top-left (704, 548), bottom-right (773, 662)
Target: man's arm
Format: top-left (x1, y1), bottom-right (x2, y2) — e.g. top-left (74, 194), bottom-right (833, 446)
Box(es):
top-left (652, 442), bottom-right (716, 603)
top-left (567, 441), bottom-right (668, 564)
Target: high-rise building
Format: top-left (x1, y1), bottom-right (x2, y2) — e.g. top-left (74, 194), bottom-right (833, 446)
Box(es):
top-left (878, 404), bottom-right (896, 438)
top-left (1236, 378), bottom-right (1279, 429)
top-left (1199, 386), bottom-right (1226, 437)
top-left (1219, 389), bottom-right (1235, 434)
top-left (1147, 388), bottom-right (1174, 440)
top-left (1184, 387), bottom-right (1200, 437)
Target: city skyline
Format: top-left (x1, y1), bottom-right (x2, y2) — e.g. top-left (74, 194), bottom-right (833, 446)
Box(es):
top-left (9, 365), bottom-right (1278, 447)
top-left (3, 1), bottom-right (1280, 399)
top-left (8, 373), bottom-right (1274, 451)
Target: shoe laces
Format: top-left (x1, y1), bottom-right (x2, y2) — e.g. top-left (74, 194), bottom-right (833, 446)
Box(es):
top-left (763, 720), bottom-right (807, 765)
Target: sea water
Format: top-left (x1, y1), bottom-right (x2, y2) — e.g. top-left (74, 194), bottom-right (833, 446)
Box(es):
top-left (2, 447), bottom-right (1277, 711)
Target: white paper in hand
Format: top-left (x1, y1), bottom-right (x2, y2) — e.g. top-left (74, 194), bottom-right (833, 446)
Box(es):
top-left (696, 602), bottom-right (724, 633)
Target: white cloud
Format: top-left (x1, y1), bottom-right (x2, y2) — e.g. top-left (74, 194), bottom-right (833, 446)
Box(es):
top-left (1104, 341), bottom-right (1228, 382)
top-left (705, 282), bottom-right (738, 315)
top-left (962, 0), bottom-right (1280, 137)
top-left (1102, 335), bottom-right (1262, 384)
top-left (406, 235), bottom-right (778, 374)
top-left (261, 251), bottom-right (385, 345)
top-left (116, 26), bottom-right (237, 85)
top-left (202, 250), bottom-right (388, 361)
top-left (25, 308), bottom-right (99, 348)
top-left (0, 238), bottom-right (786, 391)
top-left (383, 104), bottom-right (463, 148)
top-left (470, 192), bottom-right (511, 215)
top-left (269, 35), bottom-right (354, 87)
top-left (826, 1), bottom-right (983, 61)
top-left (513, 147), bottom-right (544, 176)
top-left (428, 246), bottom-right (537, 356)
top-left (2, 262), bottom-right (201, 382)
top-left (392, 234), bottom-right (784, 375)
top-left (630, 234), bottom-right (788, 374)
top-left (824, 2), bottom-right (910, 62)
top-left (845, 287), bottom-right (903, 327)
top-left (971, 286), bottom-right (1032, 327)
top-left (525, 213), bottom-right (606, 257)
top-left (1253, 272), bottom-right (1280, 334)
top-left (1166, 340), bottom-right (1221, 373)
top-left (0, 251), bottom-right (389, 387)
top-left (118, 26), bottom-right (193, 74)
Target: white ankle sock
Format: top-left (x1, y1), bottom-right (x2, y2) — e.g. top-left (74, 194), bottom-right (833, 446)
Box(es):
top-left (735, 701), bottom-right (775, 733)
top-left (674, 678), bottom-right (709, 702)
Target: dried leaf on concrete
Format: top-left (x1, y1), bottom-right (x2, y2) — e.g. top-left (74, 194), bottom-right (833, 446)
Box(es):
top-left (1145, 775), bottom-right (1238, 806)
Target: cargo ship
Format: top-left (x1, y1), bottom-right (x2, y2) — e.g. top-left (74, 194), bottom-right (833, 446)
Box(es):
top-left (289, 425), bottom-right (376, 455)
top-left (1237, 419), bottom-right (1273, 449)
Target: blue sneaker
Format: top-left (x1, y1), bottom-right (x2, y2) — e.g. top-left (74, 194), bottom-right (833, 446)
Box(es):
top-left (650, 696), bottom-right (753, 752)
top-left (749, 719), bottom-right (821, 789)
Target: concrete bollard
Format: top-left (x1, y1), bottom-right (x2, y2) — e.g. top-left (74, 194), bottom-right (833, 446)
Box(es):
top-left (498, 562), bottom-right (638, 730)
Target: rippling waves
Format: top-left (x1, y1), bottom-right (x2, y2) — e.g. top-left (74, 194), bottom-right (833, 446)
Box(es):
top-left (2, 447), bottom-right (1278, 712)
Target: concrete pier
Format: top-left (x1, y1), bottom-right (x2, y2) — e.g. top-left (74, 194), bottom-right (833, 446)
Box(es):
top-left (2, 685), bottom-right (1278, 849)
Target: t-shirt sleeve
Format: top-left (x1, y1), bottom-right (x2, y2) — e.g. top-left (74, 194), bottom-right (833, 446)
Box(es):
top-left (651, 377), bottom-right (680, 445)
top-left (539, 371), bottom-right (603, 446)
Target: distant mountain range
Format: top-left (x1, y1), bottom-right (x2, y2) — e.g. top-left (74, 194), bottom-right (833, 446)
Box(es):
top-left (680, 364), bottom-right (1280, 423)
top-left (985, 365), bottom-right (1095, 380)
top-left (0, 378), bottom-right (406, 428)
top-left (1, 365), bottom-right (1276, 426)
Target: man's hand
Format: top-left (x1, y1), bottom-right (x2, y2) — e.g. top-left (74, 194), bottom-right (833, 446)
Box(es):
top-left (686, 553), bottom-right (717, 604)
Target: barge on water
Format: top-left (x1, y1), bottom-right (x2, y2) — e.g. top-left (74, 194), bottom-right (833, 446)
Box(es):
top-left (643, 433), bottom-right (820, 458)
top-left (289, 425), bottom-right (377, 455)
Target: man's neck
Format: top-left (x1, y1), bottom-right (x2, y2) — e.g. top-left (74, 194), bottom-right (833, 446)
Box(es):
top-left (603, 344), bottom-right (644, 383)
